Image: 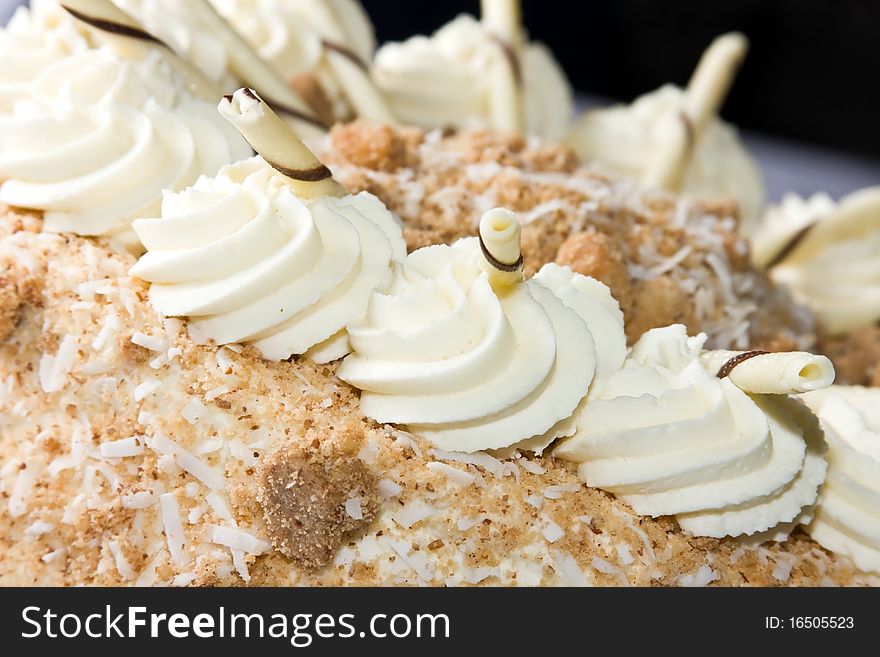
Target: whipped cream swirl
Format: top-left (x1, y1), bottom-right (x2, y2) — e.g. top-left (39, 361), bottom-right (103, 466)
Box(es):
top-left (209, 0), bottom-right (376, 122)
top-left (555, 325), bottom-right (828, 538)
top-left (338, 239), bottom-right (626, 452)
top-left (130, 156), bottom-right (406, 362)
top-left (0, 41), bottom-right (250, 237)
top-left (0, 0), bottom-right (92, 108)
top-left (114, 0), bottom-right (240, 89)
top-left (567, 85), bottom-right (765, 235)
top-left (801, 386), bottom-right (880, 574)
top-left (753, 187), bottom-right (880, 335)
top-left (373, 14), bottom-right (573, 141)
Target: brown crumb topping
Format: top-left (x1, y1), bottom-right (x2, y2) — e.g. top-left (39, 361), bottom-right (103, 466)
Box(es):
top-left (258, 429), bottom-right (380, 571)
top-left (321, 122), bottom-right (816, 352)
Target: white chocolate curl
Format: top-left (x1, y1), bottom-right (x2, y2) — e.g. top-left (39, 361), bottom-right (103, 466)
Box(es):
top-left (754, 187), bottom-right (880, 334)
top-left (302, 0), bottom-right (394, 123)
top-left (644, 32), bottom-right (748, 190)
top-left (218, 88), bottom-right (344, 200)
top-left (777, 186), bottom-right (880, 265)
top-left (701, 350), bottom-right (835, 394)
top-left (478, 208), bottom-right (523, 289)
top-left (555, 325), bottom-right (829, 538)
top-left (481, 0), bottom-right (523, 47)
top-left (187, 0), bottom-right (328, 139)
top-left (60, 0), bottom-right (219, 102)
top-left (481, 0), bottom-right (525, 136)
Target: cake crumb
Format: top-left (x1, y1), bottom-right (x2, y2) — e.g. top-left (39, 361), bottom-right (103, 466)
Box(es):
top-left (257, 439), bottom-right (380, 570)
top-left (556, 230), bottom-right (633, 317)
top-left (330, 120), bottom-right (418, 172)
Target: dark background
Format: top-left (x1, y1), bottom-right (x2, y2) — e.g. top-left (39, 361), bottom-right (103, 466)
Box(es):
top-left (363, 0), bottom-right (880, 158)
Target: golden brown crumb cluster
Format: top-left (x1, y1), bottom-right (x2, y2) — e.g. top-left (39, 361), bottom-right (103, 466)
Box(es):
top-left (0, 216), bottom-right (871, 587)
top-left (258, 428), bottom-right (380, 570)
top-left (323, 121), bottom-right (815, 352)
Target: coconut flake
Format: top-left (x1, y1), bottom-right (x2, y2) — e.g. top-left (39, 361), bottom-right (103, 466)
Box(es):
top-left (172, 572), bottom-right (198, 587)
top-left (544, 483), bottom-right (581, 499)
top-left (108, 540), bottom-right (135, 580)
top-left (551, 550), bottom-right (590, 586)
top-left (208, 525), bottom-right (270, 554)
top-left (41, 548), bottom-right (66, 564)
top-left (204, 386), bottom-right (229, 401)
top-left (9, 465), bottom-right (36, 517)
top-left (39, 335), bottom-right (78, 393)
top-left (231, 550), bottom-right (250, 582)
top-left (216, 348), bottom-right (235, 374)
top-left (24, 521), bottom-right (55, 536)
top-left (389, 540), bottom-right (434, 582)
top-left (772, 555), bottom-right (795, 582)
top-left (541, 514), bottom-right (564, 543)
top-left (344, 497), bottom-right (364, 520)
top-left (519, 460), bottom-right (546, 475)
top-left (427, 461), bottom-right (475, 487)
top-left (378, 479), bottom-right (402, 498)
top-left (524, 494), bottom-right (544, 509)
top-left (227, 439), bottom-right (258, 467)
top-left (648, 245), bottom-right (693, 277)
top-left (131, 332), bottom-right (166, 352)
top-left (181, 397), bottom-right (208, 425)
top-left (133, 379), bottom-right (161, 402)
top-left (430, 449), bottom-right (507, 479)
top-left (392, 499), bottom-right (435, 529)
top-left (616, 544), bottom-right (635, 565)
top-left (159, 493), bottom-right (188, 566)
top-left (146, 433), bottom-right (225, 490)
top-left (91, 311), bottom-right (118, 351)
top-left (678, 564), bottom-right (719, 587)
top-left (457, 515), bottom-right (485, 531)
top-left (357, 437), bottom-right (380, 465)
top-left (121, 490), bottom-right (158, 509)
top-left (390, 428), bottom-right (423, 458)
top-left (462, 567), bottom-right (499, 584)
top-left (100, 436), bottom-right (144, 458)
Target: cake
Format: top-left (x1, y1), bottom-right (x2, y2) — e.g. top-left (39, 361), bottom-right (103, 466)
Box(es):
top-left (1, 0), bottom-right (877, 588)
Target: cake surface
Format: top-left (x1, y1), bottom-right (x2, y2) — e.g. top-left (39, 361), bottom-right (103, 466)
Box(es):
top-left (321, 121), bottom-right (813, 352)
top-left (0, 206), bottom-right (870, 587)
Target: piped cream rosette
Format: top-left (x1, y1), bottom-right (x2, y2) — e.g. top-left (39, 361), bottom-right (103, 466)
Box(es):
top-left (800, 386), bottom-right (880, 574)
top-left (130, 88), bottom-right (405, 362)
top-left (555, 325), bottom-right (833, 538)
top-left (338, 208), bottom-right (627, 453)
top-left (206, 0), bottom-right (392, 124)
top-left (567, 33), bottom-right (765, 235)
top-left (372, 9), bottom-right (573, 140)
top-left (753, 187), bottom-right (880, 335)
top-left (0, 0), bottom-right (92, 106)
top-left (0, 44), bottom-right (250, 237)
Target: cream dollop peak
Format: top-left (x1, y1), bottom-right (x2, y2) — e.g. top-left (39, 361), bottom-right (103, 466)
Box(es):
top-left (567, 32), bottom-right (764, 236)
top-left (373, 2), bottom-right (573, 140)
top-left (130, 89), bottom-right (405, 362)
top-left (555, 325), bottom-right (830, 538)
top-left (801, 386), bottom-right (880, 574)
top-left (338, 208), bottom-right (628, 453)
top-left (0, 2), bottom-right (250, 238)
